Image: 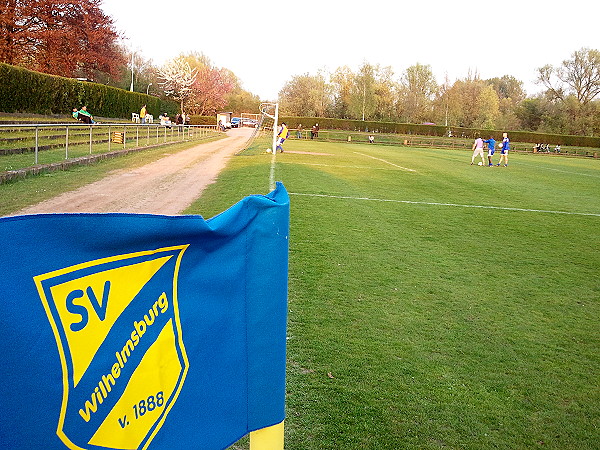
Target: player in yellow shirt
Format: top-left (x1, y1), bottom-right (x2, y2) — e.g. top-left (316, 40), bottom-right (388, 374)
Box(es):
top-left (276, 122), bottom-right (289, 153)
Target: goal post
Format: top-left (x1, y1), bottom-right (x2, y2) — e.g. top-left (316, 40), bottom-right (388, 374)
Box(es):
top-left (237, 102), bottom-right (279, 156)
top-left (260, 102), bottom-right (279, 154)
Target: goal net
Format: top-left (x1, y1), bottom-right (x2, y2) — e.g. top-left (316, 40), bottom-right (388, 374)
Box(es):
top-left (240, 102), bottom-right (279, 155)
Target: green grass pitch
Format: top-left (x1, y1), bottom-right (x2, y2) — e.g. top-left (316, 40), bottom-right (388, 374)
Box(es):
top-left (188, 138), bottom-right (600, 450)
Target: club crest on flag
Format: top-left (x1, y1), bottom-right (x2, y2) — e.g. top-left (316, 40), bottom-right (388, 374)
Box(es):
top-left (33, 245), bottom-right (190, 450)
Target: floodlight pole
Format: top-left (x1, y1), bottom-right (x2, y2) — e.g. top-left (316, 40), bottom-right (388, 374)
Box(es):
top-left (130, 52), bottom-right (134, 92)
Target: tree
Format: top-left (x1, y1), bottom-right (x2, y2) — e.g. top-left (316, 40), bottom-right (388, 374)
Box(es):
top-left (474, 84), bottom-right (500, 129)
top-left (514, 97), bottom-right (548, 131)
top-left (400, 63), bottom-right (438, 123)
top-left (279, 72), bottom-right (332, 117)
top-left (0, 0), bottom-right (123, 79)
top-left (486, 75), bottom-right (525, 130)
top-left (349, 62), bottom-right (377, 121)
top-left (100, 45), bottom-right (157, 92)
top-left (225, 88), bottom-right (261, 115)
top-left (330, 66), bottom-right (354, 119)
top-left (487, 75), bottom-right (526, 103)
top-left (537, 47), bottom-right (600, 105)
top-left (372, 66), bottom-right (398, 122)
top-left (536, 48), bottom-right (600, 135)
top-left (444, 75), bottom-right (500, 129)
top-left (157, 57), bottom-right (197, 112)
top-left (188, 66), bottom-right (235, 116)
top-left (0, 0), bottom-right (33, 65)
top-left (169, 52), bottom-right (237, 116)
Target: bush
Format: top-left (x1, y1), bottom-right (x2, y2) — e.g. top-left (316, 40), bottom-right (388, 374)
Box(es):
top-left (188, 115), bottom-right (217, 126)
top-left (0, 63), bottom-right (178, 119)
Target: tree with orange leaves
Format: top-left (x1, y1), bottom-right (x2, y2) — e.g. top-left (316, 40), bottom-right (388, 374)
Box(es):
top-left (0, 0), bottom-right (124, 79)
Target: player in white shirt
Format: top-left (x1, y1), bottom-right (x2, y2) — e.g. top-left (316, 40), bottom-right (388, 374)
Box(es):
top-left (471, 136), bottom-right (485, 165)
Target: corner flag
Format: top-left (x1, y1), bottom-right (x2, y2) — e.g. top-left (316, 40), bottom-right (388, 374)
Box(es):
top-left (0, 183), bottom-right (289, 450)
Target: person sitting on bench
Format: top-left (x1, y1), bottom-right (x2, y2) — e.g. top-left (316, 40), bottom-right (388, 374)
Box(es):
top-left (77, 106), bottom-right (94, 124)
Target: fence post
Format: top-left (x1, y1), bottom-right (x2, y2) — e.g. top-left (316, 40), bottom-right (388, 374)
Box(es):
top-left (123, 126), bottom-right (127, 149)
top-left (136, 125), bottom-right (139, 147)
top-left (35, 126), bottom-right (39, 165)
top-left (65, 126), bottom-right (69, 159)
top-left (89, 126), bottom-right (93, 154)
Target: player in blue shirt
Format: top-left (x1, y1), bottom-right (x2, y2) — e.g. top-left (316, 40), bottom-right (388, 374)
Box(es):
top-left (497, 132), bottom-right (510, 166)
top-left (483, 137), bottom-right (496, 166)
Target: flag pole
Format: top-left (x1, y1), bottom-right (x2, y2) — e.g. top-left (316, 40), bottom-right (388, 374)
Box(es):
top-left (249, 421), bottom-right (284, 449)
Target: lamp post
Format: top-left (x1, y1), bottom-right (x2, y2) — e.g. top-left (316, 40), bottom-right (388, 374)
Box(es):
top-left (130, 52), bottom-right (134, 92)
top-left (146, 83), bottom-right (152, 95)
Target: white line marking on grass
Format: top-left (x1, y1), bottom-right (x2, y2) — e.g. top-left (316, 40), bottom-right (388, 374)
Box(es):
top-left (286, 162), bottom-right (409, 171)
top-left (353, 152), bottom-right (416, 172)
top-left (289, 192), bottom-right (600, 217)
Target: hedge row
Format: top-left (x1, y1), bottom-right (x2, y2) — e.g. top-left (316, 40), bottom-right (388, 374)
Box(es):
top-left (280, 116), bottom-right (600, 149)
top-left (188, 115), bottom-right (218, 126)
top-left (0, 63), bottom-right (178, 119)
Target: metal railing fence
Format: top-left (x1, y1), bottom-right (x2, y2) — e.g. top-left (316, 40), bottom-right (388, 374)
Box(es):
top-left (0, 123), bottom-right (221, 171)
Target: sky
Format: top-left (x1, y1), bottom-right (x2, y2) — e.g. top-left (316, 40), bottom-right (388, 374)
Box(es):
top-left (100, 0), bottom-right (599, 101)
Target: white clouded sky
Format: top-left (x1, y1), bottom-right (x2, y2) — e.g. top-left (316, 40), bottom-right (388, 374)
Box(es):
top-left (101, 0), bottom-right (599, 100)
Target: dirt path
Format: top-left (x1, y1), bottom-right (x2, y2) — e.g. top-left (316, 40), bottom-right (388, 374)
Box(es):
top-left (15, 127), bottom-right (253, 216)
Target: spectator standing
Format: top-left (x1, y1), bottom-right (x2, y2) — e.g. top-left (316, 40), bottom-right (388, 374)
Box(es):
top-left (140, 104), bottom-right (147, 124)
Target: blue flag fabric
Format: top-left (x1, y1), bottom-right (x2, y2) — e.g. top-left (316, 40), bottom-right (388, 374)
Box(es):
top-left (0, 182), bottom-right (289, 450)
